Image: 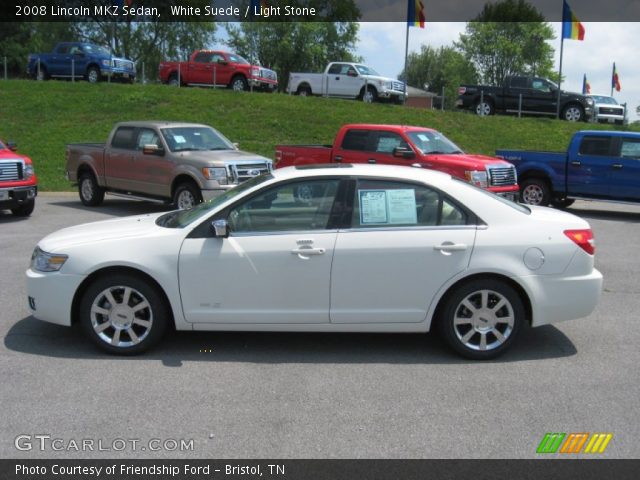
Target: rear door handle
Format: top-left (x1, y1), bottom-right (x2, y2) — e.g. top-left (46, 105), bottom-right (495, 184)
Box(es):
top-left (334, 155), bottom-right (343, 163)
top-left (612, 164), bottom-right (623, 169)
top-left (291, 247), bottom-right (326, 259)
top-left (434, 243), bottom-right (468, 253)
top-left (368, 158), bottom-right (376, 164)
top-left (571, 161), bottom-right (581, 166)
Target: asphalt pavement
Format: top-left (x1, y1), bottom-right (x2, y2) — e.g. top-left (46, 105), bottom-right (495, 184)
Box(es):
top-left (1, 193), bottom-right (639, 459)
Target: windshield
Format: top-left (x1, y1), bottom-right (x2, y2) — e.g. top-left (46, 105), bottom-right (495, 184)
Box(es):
top-left (160, 126), bottom-right (234, 152)
top-left (227, 53), bottom-right (249, 65)
top-left (83, 44), bottom-right (111, 56)
top-left (0, 141), bottom-right (6, 150)
top-left (156, 175), bottom-right (273, 228)
top-left (355, 65), bottom-right (380, 76)
top-left (590, 95), bottom-right (618, 105)
top-left (406, 131), bottom-right (464, 155)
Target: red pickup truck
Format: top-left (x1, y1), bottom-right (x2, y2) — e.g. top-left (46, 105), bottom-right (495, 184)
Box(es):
top-left (159, 50), bottom-right (278, 92)
top-left (0, 139), bottom-right (37, 216)
top-left (275, 124), bottom-right (520, 199)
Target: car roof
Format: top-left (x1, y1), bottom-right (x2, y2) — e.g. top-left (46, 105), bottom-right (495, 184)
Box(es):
top-left (113, 121), bottom-right (213, 129)
top-left (342, 124), bottom-right (437, 133)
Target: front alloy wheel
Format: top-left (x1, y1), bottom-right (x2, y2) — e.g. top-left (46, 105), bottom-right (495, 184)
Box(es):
top-left (440, 280), bottom-right (524, 359)
top-left (563, 105), bottom-right (583, 122)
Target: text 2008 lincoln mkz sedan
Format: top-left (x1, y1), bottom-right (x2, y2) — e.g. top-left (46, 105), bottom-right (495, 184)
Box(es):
top-left (26, 165), bottom-right (602, 359)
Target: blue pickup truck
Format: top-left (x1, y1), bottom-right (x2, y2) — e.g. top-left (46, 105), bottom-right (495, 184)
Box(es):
top-left (497, 130), bottom-right (640, 207)
top-left (27, 42), bottom-right (135, 83)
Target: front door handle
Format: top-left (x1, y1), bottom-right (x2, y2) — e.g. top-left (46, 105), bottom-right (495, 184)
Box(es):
top-left (571, 161), bottom-right (581, 167)
top-left (334, 155), bottom-right (343, 163)
top-left (434, 243), bottom-right (468, 255)
top-left (612, 163), bottom-right (623, 169)
top-left (291, 247), bottom-right (326, 259)
top-left (368, 158), bottom-right (376, 164)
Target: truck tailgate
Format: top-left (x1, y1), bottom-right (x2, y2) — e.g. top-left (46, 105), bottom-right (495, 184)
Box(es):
top-left (275, 145), bottom-right (333, 168)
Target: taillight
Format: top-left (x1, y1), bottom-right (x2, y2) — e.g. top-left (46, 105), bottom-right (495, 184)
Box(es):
top-left (458, 86), bottom-right (467, 95)
top-left (275, 150), bottom-right (282, 164)
top-left (564, 229), bottom-right (595, 255)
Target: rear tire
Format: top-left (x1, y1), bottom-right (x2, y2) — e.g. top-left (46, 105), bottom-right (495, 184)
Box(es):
top-left (79, 273), bottom-right (169, 355)
top-left (296, 85), bottom-right (312, 96)
top-left (86, 66), bottom-right (100, 84)
top-left (78, 173), bottom-right (105, 206)
top-left (520, 177), bottom-right (551, 206)
top-left (168, 73), bottom-right (180, 87)
top-left (475, 99), bottom-right (494, 116)
top-left (11, 200), bottom-right (35, 217)
top-left (173, 182), bottom-right (202, 210)
top-left (438, 279), bottom-right (524, 360)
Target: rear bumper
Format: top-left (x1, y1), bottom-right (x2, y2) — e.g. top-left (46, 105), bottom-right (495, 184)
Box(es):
top-left (0, 185), bottom-right (37, 209)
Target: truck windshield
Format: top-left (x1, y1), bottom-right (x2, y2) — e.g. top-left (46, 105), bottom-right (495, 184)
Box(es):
top-left (227, 53), bottom-right (249, 64)
top-left (406, 131), bottom-right (464, 155)
top-left (83, 44), bottom-right (111, 56)
top-left (161, 127), bottom-right (234, 152)
top-left (355, 65), bottom-right (380, 76)
top-left (590, 95), bottom-right (618, 105)
top-left (156, 175), bottom-right (273, 228)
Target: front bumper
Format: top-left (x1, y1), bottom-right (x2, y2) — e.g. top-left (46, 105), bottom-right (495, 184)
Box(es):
top-left (249, 78), bottom-right (278, 90)
top-left (26, 268), bottom-right (86, 326)
top-left (101, 67), bottom-right (135, 80)
top-left (0, 185), bottom-right (37, 209)
top-left (596, 113), bottom-right (624, 124)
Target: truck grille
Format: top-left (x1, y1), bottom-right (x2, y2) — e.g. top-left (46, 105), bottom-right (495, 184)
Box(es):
top-left (113, 59), bottom-right (134, 71)
top-left (230, 163), bottom-right (271, 183)
top-left (0, 161), bottom-right (22, 181)
top-left (262, 69), bottom-right (277, 81)
top-left (392, 81), bottom-right (405, 92)
top-left (488, 165), bottom-right (517, 186)
top-left (598, 107), bottom-right (623, 115)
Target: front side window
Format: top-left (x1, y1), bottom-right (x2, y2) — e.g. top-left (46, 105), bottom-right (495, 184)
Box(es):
top-left (374, 132), bottom-right (409, 154)
top-left (620, 139), bottom-right (640, 159)
top-left (226, 53), bottom-right (249, 64)
top-left (351, 180), bottom-right (469, 228)
top-left (228, 179), bottom-right (340, 233)
top-left (136, 128), bottom-right (161, 150)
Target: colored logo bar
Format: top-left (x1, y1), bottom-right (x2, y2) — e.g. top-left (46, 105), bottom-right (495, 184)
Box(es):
top-left (537, 433), bottom-right (612, 454)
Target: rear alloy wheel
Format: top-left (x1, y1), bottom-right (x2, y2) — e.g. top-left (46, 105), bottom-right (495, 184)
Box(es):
top-left (78, 173), bottom-right (105, 206)
top-left (11, 200), bottom-right (35, 217)
top-left (562, 104), bottom-right (584, 122)
top-left (475, 100), bottom-right (494, 116)
top-left (173, 182), bottom-right (202, 210)
top-left (439, 279), bottom-right (524, 360)
top-left (520, 178), bottom-right (551, 206)
top-left (362, 87), bottom-right (377, 103)
top-left (297, 86), bottom-right (311, 97)
top-left (80, 274), bottom-right (168, 355)
top-left (86, 66), bottom-right (100, 84)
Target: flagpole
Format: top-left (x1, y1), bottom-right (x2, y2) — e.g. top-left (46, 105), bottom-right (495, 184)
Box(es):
top-left (610, 63), bottom-right (614, 97)
top-left (556, 35), bottom-right (564, 119)
top-left (403, 23), bottom-right (410, 104)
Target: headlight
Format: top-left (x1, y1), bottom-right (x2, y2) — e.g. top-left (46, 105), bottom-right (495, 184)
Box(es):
top-left (465, 170), bottom-right (488, 188)
top-left (586, 98), bottom-right (594, 105)
top-left (24, 164), bottom-right (35, 179)
top-left (102, 59), bottom-right (111, 67)
top-left (31, 247), bottom-right (68, 272)
top-left (202, 167), bottom-right (228, 185)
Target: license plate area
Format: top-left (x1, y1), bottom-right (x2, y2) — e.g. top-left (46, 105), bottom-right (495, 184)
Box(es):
top-left (0, 190), bottom-right (9, 201)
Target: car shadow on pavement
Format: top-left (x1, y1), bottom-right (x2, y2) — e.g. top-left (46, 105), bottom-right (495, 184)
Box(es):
top-left (49, 200), bottom-right (172, 217)
top-left (5, 316), bottom-right (577, 366)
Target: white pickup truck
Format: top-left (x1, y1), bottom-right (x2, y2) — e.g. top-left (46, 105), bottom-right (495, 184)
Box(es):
top-left (287, 62), bottom-right (406, 104)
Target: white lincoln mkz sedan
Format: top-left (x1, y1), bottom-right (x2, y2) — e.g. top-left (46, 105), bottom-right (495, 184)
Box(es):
top-left (26, 165), bottom-right (603, 359)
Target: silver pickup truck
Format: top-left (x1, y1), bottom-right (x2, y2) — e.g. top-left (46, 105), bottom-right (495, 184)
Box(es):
top-left (66, 121), bottom-right (273, 208)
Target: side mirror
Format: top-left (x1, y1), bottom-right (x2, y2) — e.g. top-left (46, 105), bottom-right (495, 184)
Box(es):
top-left (393, 146), bottom-right (416, 159)
top-left (142, 144), bottom-right (164, 156)
top-left (232, 142), bottom-right (239, 149)
top-left (7, 141), bottom-right (17, 151)
top-left (211, 219), bottom-right (229, 238)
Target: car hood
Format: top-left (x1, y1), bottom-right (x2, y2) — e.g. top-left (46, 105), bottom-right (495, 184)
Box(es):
top-left (38, 212), bottom-right (167, 252)
top-left (421, 153), bottom-right (512, 170)
top-left (363, 75), bottom-right (401, 84)
top-left (175, 149), bottom-right (273, 166)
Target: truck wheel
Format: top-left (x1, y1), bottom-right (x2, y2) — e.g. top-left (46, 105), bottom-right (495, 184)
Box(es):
top-left (79, 273), bottom-right (169, 355)
top-left (230, 76), bottom-right (248, 92)
top-left (562, 104), bottom-right (584, 122)
top-left (362, 87), bottom-right (377, 103)
top-left (475, 99), bottom-right (494, 116)
top-left (11, 200), bottom-right (35, 217)
top-left (296, 86), bottom-right (311, 96)
top-left (86, 66), bottom-right (100, 84)
top-left (438, 279), bottom-right (524, 360)
top-left (168, 73), bottom-right (180, 86)
top-left (34, 66), bottom-right (49, 81)
top-left (79, 173), bottom-right (105, 206)
top-left (173, 182), bottom-right (202, 210)
top-left (520, 178), bottom-right (551, 206)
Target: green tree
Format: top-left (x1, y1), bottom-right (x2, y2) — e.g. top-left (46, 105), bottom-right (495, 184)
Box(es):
top-left (400, 46), bottom-right (478, 109)
top-left (456, 0), bottom-right (556, 85)
top-left (225, 1), bottom-right (360, 90)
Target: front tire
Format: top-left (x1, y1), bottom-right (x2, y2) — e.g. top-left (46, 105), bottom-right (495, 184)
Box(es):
top-left (79, 274), bottom-right (169, 355)
top-left (86, 66), bottom-right (100, 84)
top-left (230, 75), bottom-right (248, 92)
top-left (520, 177), bottom-right (551, 206)
top-left (173, 182), bottom-right (202, 210)
top-left (439, 279), bottom-right (524, 360)
top-left (78, 173), bottom-right (105, 206)
top-left (562, 104), bottom-right (584, 122)
top-left (361, 86), bottom-right (377, 103)
top-left (11, 200), bottom-right (35, 217)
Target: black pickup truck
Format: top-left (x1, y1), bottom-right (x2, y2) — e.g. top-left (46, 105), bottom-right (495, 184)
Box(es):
top-left (456, 76), bottom-right (594, 122)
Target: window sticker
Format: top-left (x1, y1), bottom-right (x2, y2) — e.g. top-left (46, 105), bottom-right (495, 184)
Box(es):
top-left (359, 189), bottom-right (417, 225)
top-left (173, 135), bottom-right (186, 144)
top-left (416, 134), bottom-right (431, 142)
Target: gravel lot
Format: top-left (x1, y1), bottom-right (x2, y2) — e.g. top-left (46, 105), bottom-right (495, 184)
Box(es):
top-left (1, 193), bottom-right (639, 459)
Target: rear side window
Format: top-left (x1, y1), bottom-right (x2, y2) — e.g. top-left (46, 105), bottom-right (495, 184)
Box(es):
top-left (341, 130), bottom-right (370, 151)
top-left (578, 136), bottom-right (613, 156)
top-left (328, 63), bottom-right (344, 75)
top-left (510, 77), bottom-right (527, 88)
top-left (111, 127), bottom-right (136, 150)
top-left (351, 180), bottom-right (469, 228)
top-left (194, 52), bottom-right (213, 63)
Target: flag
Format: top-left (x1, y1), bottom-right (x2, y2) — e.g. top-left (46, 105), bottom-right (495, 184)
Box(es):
top-left (612, 63), bottom-right (621, 92)
top-left (407, 0), bottom-right (426, 28)
top-left (582, 74), bottom-right (590, 94)
top-left (562, 1), bottom-right (585, 40)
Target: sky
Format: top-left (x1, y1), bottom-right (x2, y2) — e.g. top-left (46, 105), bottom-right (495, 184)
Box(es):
top-left (357, 22), bottom-right (639, 121)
